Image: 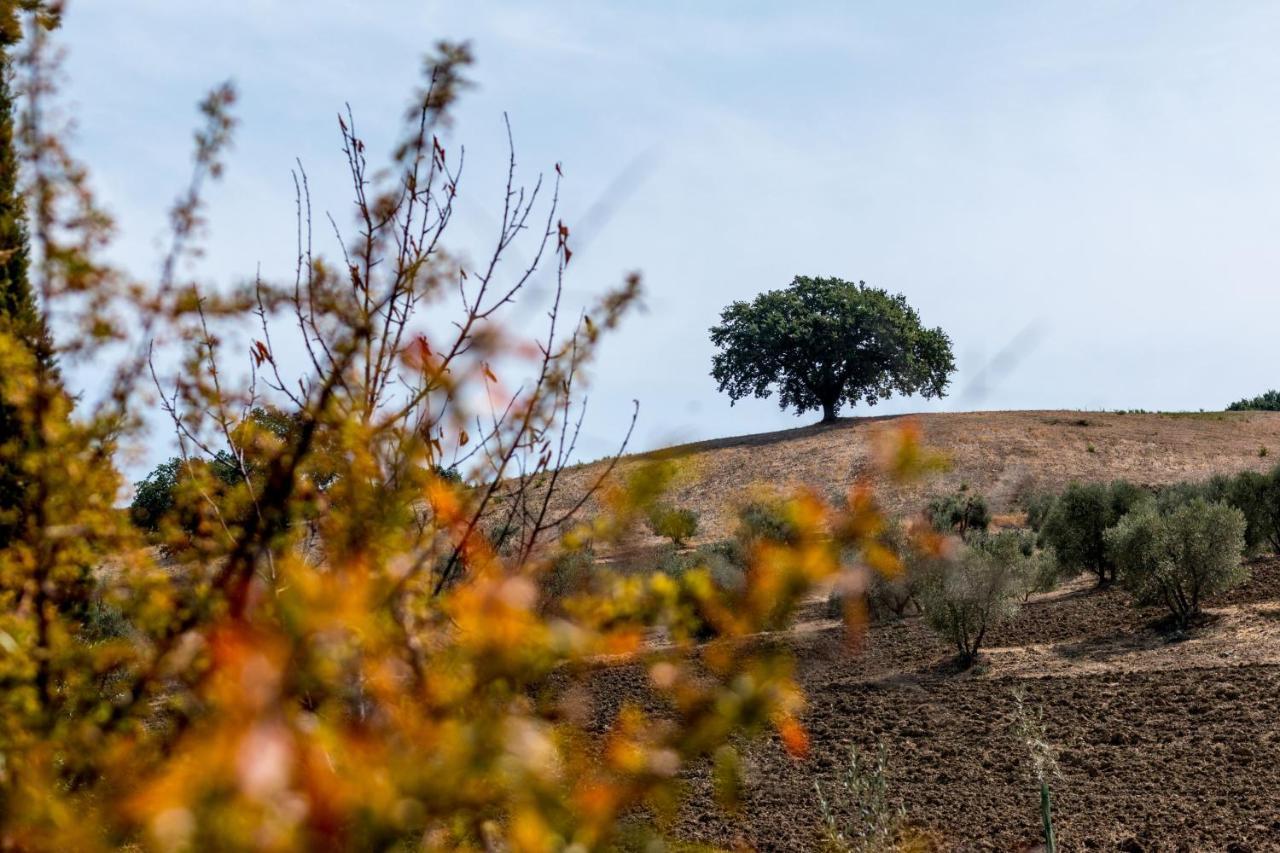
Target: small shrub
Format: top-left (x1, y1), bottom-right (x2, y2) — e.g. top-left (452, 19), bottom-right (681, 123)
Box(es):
top-left (736, 498), bottom-right (801, 546)
top-left (814, 744), bottom-right (908, 853)
top-left (1086, 443), bottom-right (1096, 454)
top-left (1261, 446), bottom-right (1270, 458)
top-left (538, 546), bottom-right (597, 611)
top-left (926, 490), bottom-right (991, 538)
top-left (647, 503), bottom-right (699, 546)
top-left (919, 538), bottom-right (1022, 667)
top-left (660, 541), bottom-right (745, 594)
top-left (1106, 499), bottom-right (1247, 628)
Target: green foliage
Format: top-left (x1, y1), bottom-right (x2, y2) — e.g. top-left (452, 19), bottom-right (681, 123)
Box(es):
top-left (128, 454), bottom-right (241, 534)
top-left (537, 545), bottom-right (597, 611)
top-left (864, 520), bottom-right (934, 620)
top-left (970, 530), bottom-right (1058, 603)
top-left (1155, 469), bottom-right (1279, 556)
top-left (709, 276), bottom-right (955, 423)
top-left (1023, 490), bottom-right (1057, 534)
top-left (736, 498), bottom-right (803, 546)
top-left (1155, 479), bottom-right (1215, 513)
top-left (658, 539), bottom-right (743, 579)
top-left (128, 457), bottom-right (182, 531)
top-left (1106, 499), bottom-right (1247, 627)
top-left (814, 744), bottom-right (908, 853)
top-left (919, 537), bottom-right (1022, 667)
top-left (128, 406), bottom-right (344, 535)
top-left (866, 562), bottom-right (926, 621)
top-left (926, 490), bottom-right (990, 538)
top-left (647, 503), bottom-right (700, 546)
top-left (1040, 481), bottom-right (1147, 585)
top-left (1107, 479), bottom-right (1149, 518)
top-left (0, 25), bottom-right (56, 550)
top-left (1224, 469), bottom-right (1280, 554)
top-left (433, 463), bottom-right (462, 484)
top-left (1227, 389), bottom-right (1280, 411)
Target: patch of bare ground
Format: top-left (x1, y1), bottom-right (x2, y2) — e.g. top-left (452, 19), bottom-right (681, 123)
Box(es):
top-left (586, 557), bottom-right (1280, 850)
top-left (550, 410), bottom-right (1280, 542)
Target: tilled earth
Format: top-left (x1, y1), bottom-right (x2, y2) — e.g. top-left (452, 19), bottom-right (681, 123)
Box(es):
top-left (593, 559), bottom-right (1280, 851)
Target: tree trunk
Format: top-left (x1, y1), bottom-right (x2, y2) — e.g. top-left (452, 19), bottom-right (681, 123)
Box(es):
top-left (820, 398), bottom-right (838, 423)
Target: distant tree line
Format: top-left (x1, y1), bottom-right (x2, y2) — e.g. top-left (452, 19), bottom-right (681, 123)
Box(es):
top-left (1227, 389), bottom-right (1280, 411)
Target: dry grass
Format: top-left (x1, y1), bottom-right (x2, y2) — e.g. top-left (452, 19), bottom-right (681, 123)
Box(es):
top-left (552, 410), bottom-right (1280, 541)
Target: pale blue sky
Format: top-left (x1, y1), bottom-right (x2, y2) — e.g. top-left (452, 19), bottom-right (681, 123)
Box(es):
top-left (57, 2), bottom-right (1280, 467)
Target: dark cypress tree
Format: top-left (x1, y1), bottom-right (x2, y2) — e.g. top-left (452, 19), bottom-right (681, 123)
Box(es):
top-left (0, 4), bottom-right (57, 547)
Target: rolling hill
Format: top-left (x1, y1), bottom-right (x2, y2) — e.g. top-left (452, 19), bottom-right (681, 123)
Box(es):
top-left (554, 409), bottom-right (1280, 540)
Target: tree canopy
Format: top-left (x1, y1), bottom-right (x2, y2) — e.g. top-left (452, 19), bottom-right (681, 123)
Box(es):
top-left (1227, 389), bottom-right (1280, 412)
top-left (709, 276), bottom-right (955, 422)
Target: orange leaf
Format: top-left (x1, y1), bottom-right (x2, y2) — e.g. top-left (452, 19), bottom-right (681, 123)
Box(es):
top-left (778, 716), bottom-right (810, 759)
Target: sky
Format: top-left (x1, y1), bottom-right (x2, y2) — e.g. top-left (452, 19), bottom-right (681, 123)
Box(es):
top-left (54, 1), bottom-right (1280, 468)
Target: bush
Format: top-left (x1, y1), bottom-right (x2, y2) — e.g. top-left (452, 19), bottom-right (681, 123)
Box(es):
top-left (926, 490), bottom-right (990, 538)
top-left (736, 498), bottom-right (802, 546)
top-left (433, 464), bottom-right (462, 484)
top-left (1106, 499), bottom-right (1248, 628)
top-left (659, 541), bottom-right (746, 593)
top-left (128, 454), bottom-right (242, 536)
top-left (1040, 481), bottom-right (1146, 585)
top-left (1154, 476), bottom-right (1230, 514)
top-left (919, 538), bottom-right (1022, 667)
top-left (647, 503), bottom-right (699, 546)
top-left (1227, 467), bottom-right (1280, 555)
top-left (825, 520), bottom-right (939, 622)
top-left (1107, 478), bottom-right (1149, 518)
top-left (1023, 490), bottom-right (1056, 534)
top-left (1227, 389), bottom-right (1280, 411)
top-left (971, 530), bottom-right (1058, 603)
top-left (1154, 469), bottom-right (1280, 556)
top-left (129, 457), bottom-right (183, 531)
top-left (537, 546), bottom-right (597, 610)
top-left (865, 521), bottom-right (935, 620)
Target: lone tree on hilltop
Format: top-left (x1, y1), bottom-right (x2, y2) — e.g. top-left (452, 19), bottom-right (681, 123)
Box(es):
top-left (709, 276), bottom-right (955, 423)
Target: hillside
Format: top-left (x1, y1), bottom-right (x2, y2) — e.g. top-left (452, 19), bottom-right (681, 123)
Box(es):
top-left (556, 410), bottom-right (1280, 540)
top-left (561, 410), bottom-right (1280, 848)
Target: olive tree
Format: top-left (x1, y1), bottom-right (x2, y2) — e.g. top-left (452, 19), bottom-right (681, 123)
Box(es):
top-left (926, 489), bottom-right (991, 538)
top-left (863, 519), bottom-right (935, 620)
top-left (709, 276), bottom-right (954, 423)
top-left (920, 535), bottom-right (1022, 668)
top-left (1105, 499), bottom-right (1247, 628)
top-left (647, 503), bottom-right (699, 547)
top-left (1040, 481), bottom-right (1147, 585)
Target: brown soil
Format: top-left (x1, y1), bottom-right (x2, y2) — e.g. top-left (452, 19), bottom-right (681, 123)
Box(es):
top-left (588, 558), bottom-right (1280, 851)
top-left (554, 410), bottom-right (1280, 541)
top-left (560, 411), bottom-right (1280, 848)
